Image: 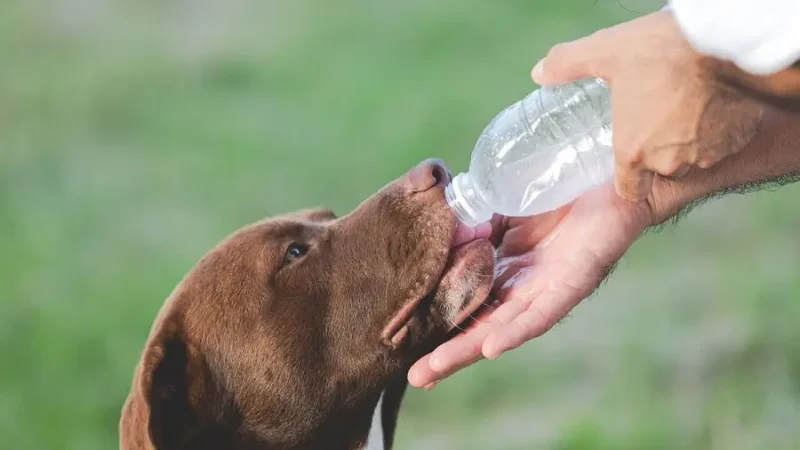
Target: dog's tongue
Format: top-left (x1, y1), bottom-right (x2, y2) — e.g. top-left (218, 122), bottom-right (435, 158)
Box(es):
top-left (451, 220), bottom-right (492, 248)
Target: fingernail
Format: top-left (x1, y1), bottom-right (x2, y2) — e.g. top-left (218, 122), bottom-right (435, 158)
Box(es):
top-left (531, 59), bottom-right (545, 81)
top-left (483, 342), bottom-right (500, 360)
top-left (614, 185), bottom-right (639, 203)
top-left (423, 381), bottom-right (439, 391)
top-left (429, 354), bottom-right (444, 372)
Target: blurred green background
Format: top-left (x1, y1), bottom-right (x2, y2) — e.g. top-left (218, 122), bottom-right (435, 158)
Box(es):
top-left (3, 0), bottom-right (800, 449)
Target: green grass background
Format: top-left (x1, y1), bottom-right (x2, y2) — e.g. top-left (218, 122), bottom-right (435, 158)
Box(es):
top-left (2, 0), bottom-right (799, 449)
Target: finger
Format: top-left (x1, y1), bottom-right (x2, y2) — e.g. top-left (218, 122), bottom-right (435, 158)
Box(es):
top-left (652, 164), bottom-right (691, 179)
top-left (531, 31), bottom-right (612, 86)
top-left (408, 309), bottom-right (492, 388)
top-left (489, 214), bottom-right (508, 248)
top-left (408, 327), bottom-right (489, 388)
top-left (483, 291), bottom-right (573, 359)
top-left (663, 163), bottom-right (690, 178)
top-left (427, 323), bottom-right (492, 374)
top-left (408, 354), bottom-right (440, 388)
top-left (464, 286), bottom-right (540, 362)
top-left (647, 158), bottom-right (692, 179)
top-left (614, 160), bottom-right (654, 202)
top-left (493, 255), bottom-right (537, 293)
top-left (487, 287), bottom-right (536, 325)
top-left (696, 153), bottom-right (727, 169)
top-left (498, 206), bottom-right (572, 257)
top-left (645, 150), bottom-right (692, 179)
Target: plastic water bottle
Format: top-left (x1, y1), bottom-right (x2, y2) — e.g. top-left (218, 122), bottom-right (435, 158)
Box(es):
top-left (445, 77), bottom-right (614, 226)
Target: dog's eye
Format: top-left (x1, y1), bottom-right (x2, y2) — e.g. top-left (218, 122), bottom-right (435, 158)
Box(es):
top-left (283, 243), bottom-right (308, 265)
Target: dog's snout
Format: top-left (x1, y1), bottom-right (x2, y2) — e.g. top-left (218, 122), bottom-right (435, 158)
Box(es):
top-left (406, 159), bottom-right (451, 193)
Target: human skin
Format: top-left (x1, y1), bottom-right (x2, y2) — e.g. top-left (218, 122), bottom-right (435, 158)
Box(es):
top-left (408, 8), bottom-right (800, 389)
top-left (408, 106), bottom-right (800, 388)
top-left (530, 10), bottom-right (765, 202)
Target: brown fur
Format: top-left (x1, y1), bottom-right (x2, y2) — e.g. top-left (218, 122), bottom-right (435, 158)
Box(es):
top-left (119, 160), bottom-right (495, 450)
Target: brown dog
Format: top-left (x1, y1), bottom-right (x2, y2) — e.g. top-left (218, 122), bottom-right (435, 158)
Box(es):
top-left (119, 160), bottom-right (495, 450)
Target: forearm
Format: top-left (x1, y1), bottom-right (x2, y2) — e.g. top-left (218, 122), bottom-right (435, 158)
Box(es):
top-left (652, 108), bottom-right (800, 224)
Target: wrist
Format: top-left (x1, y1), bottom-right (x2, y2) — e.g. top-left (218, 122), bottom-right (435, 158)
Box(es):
top-left (646, 107), bottom-right (800, 226)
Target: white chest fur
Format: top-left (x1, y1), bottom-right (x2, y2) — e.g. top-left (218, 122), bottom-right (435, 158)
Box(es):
top-left (363, 390), bottom-right (385, 450)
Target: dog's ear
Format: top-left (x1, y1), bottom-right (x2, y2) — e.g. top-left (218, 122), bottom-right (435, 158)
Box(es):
top-left (136, 322), bottom-right (214, 449)
top-left (293, 207), bottom-right (337, 223)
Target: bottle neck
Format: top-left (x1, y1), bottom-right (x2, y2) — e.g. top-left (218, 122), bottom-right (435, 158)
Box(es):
top-left (445, 172), bottom-right (493, 227)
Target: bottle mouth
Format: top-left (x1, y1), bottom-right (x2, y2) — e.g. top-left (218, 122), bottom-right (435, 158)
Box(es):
top-left (445, 173), bottom-right (490, 227)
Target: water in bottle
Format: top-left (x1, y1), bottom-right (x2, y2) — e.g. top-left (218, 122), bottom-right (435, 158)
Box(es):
top-left (445, 77), bottom-right (614, 227)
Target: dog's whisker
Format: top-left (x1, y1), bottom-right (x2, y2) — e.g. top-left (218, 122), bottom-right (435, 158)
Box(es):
top-left (479, 297), bottom-right (499, 309)
top-left (439, 297), bottom-right (500, 332)
top-left (467, 272), bottom-right (495, 282)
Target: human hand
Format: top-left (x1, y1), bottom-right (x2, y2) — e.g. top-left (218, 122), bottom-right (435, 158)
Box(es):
top-left (532, 10), bottom-right (763, 202)
top-left (408, 183), bottom-right (655, 388)
top-left (408, 107), bottom-right (800, 389)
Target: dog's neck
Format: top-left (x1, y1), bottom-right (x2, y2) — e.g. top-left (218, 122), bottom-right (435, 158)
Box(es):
top-left (121, 377), bottom-right (409, 450)
top-left (292, 382), bottom-right (405, 450)
top-left (359, 374), bottom-right (408, 450)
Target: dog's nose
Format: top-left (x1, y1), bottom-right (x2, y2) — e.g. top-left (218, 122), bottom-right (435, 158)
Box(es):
top-left (406, 159), bottom-right (452, 193)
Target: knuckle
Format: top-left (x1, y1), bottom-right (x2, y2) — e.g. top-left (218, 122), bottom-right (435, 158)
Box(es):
top-left (684, 150), bottom-right (699, 165)
top-left (546, 43), bottom-right (570, 62)
top-left (696, 158), bottom-right (716, 169)
top-left (521, 305), bottom-right (551, 339)
top-left (696, 153), bottom-right (725, 169)
top-left (628, 154), bottom-right (644, 168)
top-left (658, 160), bottom-right (685, 176)
top-left (620, 150), bottom-right (644, 169)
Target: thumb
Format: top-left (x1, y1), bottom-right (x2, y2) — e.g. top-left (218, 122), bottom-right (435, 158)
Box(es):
top-left (614, 160), bottom-right (654, 203)
top-left (531, 32), bottom-right (611, 86)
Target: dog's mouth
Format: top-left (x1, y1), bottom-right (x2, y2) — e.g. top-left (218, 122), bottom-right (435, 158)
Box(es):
top-left (382, 220), bottom-right (495, 348)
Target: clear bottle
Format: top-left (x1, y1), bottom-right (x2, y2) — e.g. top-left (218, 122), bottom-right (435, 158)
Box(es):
top-left (445, 77), bottom-right (614, 226)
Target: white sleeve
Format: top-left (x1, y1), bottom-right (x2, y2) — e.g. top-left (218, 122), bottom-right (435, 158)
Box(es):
top-left (668, 0), bottom-right (800, 75)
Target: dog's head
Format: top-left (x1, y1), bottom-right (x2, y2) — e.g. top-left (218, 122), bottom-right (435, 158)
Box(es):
top-left (120, 159), bottom-right (495, 450)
